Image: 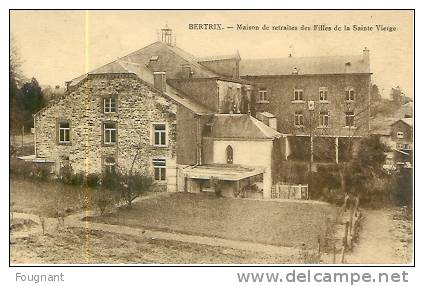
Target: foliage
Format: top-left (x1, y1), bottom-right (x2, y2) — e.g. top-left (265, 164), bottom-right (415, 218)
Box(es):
top-left (101, 171), bottom-right (153, 207)
top-left (348, 136), bottom-right (391, 206)
top-left (307, 136), bottom-right (393, 207)
top-left (86, 173), bottom-right (100, 188)
top-left (93, 189), bottom-right (117, 215)
top-left (390, 168), bottom-right (413, 208)
top-left (59, 165), bottom-right (84, 186)
top-left (370, 84), bottom-right (381, 102)
top-left (10, 157), bottom-right (52, 181)
top-left (122, 173), bottom-right (153, 207)
top-left (32, 164), bottom-right (52, 181)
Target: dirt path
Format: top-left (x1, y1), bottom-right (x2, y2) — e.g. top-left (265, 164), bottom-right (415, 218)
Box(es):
top-left (345, 209), bottom-right (407, 264)
top-left (12, 191), bottom-right (300, 258)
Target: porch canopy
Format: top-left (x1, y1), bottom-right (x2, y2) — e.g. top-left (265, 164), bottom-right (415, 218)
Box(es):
top-left (17, 155), bottom-right (55, 163)
top-left (183, 164), bottom-right (263, 181)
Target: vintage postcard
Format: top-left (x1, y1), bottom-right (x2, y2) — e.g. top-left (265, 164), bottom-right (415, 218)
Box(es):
top-left (10, 10), bottom-right (413, 265)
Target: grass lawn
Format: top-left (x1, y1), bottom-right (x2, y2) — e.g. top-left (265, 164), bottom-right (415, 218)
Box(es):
top-left (91, 193), bottom-right (337, 248)
top-left (11, 178), bottom-right (92, 217)
top-left (11, 225), bottom-right (298, 264)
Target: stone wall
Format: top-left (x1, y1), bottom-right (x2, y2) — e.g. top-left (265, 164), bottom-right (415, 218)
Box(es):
top-left (34, 74), bottom-right (177, 191)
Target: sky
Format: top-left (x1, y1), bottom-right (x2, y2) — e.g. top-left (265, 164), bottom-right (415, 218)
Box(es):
top-left (10, 10), bottom-right (413, 98)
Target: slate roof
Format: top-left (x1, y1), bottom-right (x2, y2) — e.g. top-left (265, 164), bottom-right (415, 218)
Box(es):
top-left (210, 114), bottom-right (282, 139)
top-left (197, 52), bottom-right (241, 62)
top-left (120, 41), bottom-right (218, 78)
top-left (240, 55), bottom-right (370, 76)
top-left (68, 41), bottom-right (219, 87)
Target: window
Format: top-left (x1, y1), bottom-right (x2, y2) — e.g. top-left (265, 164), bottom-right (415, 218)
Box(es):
top-left (294, 89), bottom-right (304, 101)
top-left (153, 123), bottom-right (167, 146)
top-left (104, 157), bottom-right (116, 174)
top-left (294, 111), bottom-right (304, 127)
top-left (345, 88), bottom-right (355, 101)
top-left (319, 87), bottom-right (328, 101)
top-left (226, 145), bottom-right (233, 164)
top-left (258, 89), bottom-right (268, 102)
top-left (319, 111), bottom-right (329, 127)
top-left (345, 111), bottom-right (355, 127)
top-left (103, 122), bottom-right (117, 145)
top-left (153, 158), bottom-right (166, 181)
top-left (104, 97), bottom-right (116, 113)
top-left (397, 132), bottom-right (404, 139)
top-left (58, 121), bottom-right (70, 143)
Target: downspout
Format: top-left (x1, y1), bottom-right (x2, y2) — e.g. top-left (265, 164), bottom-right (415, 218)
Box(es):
top-left (197, 115), bottom-right (202, 165)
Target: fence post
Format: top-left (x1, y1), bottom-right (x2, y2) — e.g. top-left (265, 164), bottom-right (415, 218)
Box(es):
top-left (344, 221), bottom-right (350, 250)
top-left (339, 246), bottom-right (345, 264)
top-left (317, 236), bottom-right (321, 256)
top-left (332, 242), bottom-right (336, 264)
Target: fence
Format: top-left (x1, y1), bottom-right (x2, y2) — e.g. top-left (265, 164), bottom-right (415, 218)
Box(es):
top-left (271, 184), bottom-right (308, 200)
top-left (317, 194), bottom-right (363, 263)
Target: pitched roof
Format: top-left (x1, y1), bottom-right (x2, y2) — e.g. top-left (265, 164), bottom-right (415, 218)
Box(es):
top-left (240, 54), bottom-right (370, 76)
top-left (120, 41), bottom-right (218, 78)
top-left (68, 41), bottom-right (220, 88)
top-left (210, 114), bottom-right (282, 139)
top-left (370, 117), bottom-right (397, 135)
top-left (392, 118), bottom-right (413, 127)
top-left (197, 52), bottom-right (241, 62)
top-left (116, 60), bottom-right (214, 115)
top-left (49, 59), bottom-right (213, 116)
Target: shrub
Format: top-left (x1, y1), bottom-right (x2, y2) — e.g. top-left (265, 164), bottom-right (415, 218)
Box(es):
top-left (59, 165), bottom-right (85, 186)
top-left (86, 173), bottom-right (100, 188)
top-left (390, 168), bottom-right (413, 208)
top-left (101, 172), bottom-right (121, 191)
top-left (10, 157), bottom-right (33, 179)
top-left (33, 163), bottom-right (52, 181)
top-left (71, 172), bottom-right (85, 186)
top-left (122, 173), bottom-right (153, 207)
top-left (59, 165), bottom-right (73, 184)
top-left (93, 189), bottom-right (116, 215)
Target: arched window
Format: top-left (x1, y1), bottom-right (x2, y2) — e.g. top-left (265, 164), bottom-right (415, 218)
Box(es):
top-left (226, 145), bottom-right (233, 164)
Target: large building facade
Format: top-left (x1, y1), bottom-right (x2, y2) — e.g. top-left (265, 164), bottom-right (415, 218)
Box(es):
top-left (240, 50), bottom-right (372, 164)
top-left (29, 27), bottom-right (373, 198)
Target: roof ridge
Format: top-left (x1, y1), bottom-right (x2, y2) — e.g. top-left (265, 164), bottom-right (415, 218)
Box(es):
top-left (249, 115), bottom-right (282, 138)
top-left (243, 54), bottom-right (363, 61)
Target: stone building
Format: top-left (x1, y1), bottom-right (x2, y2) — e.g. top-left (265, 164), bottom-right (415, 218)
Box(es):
top-left (28, 26), bottom-right (374, 197)
top-left (30, 27), bottom-right (281, 197)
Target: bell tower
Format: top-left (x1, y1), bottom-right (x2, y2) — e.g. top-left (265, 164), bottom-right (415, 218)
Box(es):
top-left (161, 24), bottom-right (173, 46)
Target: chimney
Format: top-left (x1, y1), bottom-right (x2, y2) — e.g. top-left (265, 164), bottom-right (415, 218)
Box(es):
top-left (153, 72), bottom-right (166, 92)
top-left (65, 81), bottom-right (71, 92)
top-left (363, 47), bottom-right (370, 70)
